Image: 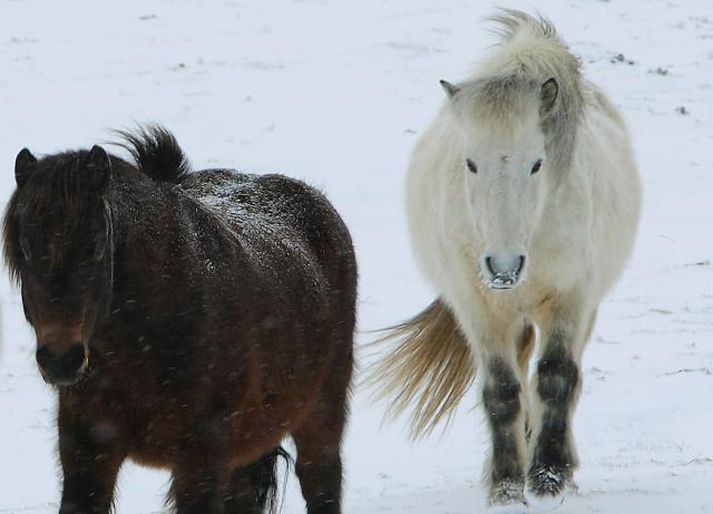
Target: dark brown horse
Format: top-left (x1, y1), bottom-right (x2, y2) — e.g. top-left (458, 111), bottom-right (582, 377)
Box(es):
top-left (3, 127), bottom-right (357, 514)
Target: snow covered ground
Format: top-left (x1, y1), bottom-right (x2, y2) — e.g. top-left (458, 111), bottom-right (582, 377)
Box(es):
top-left (1, 0), bottom-right (712, 512)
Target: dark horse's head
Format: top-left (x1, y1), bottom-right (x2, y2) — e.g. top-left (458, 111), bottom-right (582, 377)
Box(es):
top-left (4, 145), bottom-right (115, 386)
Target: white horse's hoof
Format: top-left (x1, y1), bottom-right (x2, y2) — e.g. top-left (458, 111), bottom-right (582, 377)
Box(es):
top-left (524, 466), bottom-right (573, 511)
top-left (488, 480), bottom-right (527, 514)
top-left (523, 487), bottom-right (565, 511)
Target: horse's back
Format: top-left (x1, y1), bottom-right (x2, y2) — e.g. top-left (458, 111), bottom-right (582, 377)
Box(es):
top-left (179, 168), bottom-right (356, 306)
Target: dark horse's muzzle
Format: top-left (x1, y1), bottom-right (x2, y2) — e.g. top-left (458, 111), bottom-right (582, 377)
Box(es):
top-left (36, 342), bottom-right (88, 386)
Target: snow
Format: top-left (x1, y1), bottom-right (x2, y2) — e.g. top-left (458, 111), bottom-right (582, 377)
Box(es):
top-left (1, 0), bottom-right (712, 512)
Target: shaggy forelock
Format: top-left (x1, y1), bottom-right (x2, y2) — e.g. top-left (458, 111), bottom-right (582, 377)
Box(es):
top-left (450, 10), bottom-right (584, 172)
top-left (454, 77), bottom-right (538, 130)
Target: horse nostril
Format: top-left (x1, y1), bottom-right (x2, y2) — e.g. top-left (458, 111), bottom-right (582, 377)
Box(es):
top-left (484, 256), bottom-right (496, 276)
top-left (35, 345), bottom-right (53, 370)
top-left (484, 254), bottom-right (526, 276)
top-left (36, 343), bottom-right (86, 381)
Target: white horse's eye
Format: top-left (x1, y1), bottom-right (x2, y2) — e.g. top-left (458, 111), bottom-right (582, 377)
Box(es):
top-left (531, 159), bottom-right (543, 175)
top-left (466, 159), bottom-right (478, 174)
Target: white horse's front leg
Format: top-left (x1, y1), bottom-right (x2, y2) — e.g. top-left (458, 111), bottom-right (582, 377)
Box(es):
top-left (480, 346), bottom-right (528, 511)
top-left (456, 312), bottom-right (530, 512)
top-left (526, 303), bottom-right (596, 509)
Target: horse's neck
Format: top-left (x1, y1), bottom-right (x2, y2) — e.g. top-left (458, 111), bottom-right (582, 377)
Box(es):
top-left (109, 183), bottom-right (189, 278)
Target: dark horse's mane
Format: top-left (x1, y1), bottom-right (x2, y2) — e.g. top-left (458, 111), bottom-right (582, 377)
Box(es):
top-left (112, 125), bottom-right (191, 183)
top-left (3, 126), bottom-right (190, 284)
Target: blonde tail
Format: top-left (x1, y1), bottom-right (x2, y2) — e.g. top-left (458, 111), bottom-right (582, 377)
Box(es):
top-left (365, 299), bottom-right (477, 439)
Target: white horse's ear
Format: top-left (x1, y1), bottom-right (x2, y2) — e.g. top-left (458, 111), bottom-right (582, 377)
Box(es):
top-left (440, 80), bottom-right (460, 99)
top-left (540, 77), bottom-right (558, 114)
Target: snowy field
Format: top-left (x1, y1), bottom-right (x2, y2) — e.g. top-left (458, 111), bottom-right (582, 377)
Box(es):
top-left (1, 0), bottom-right (712, 512)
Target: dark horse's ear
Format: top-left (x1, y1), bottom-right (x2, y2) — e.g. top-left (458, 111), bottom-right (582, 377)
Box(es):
top-left (440, 79), bottom-right (460, 99)
top-left (540, 77), bottom-right (559, 115)
top-left (85, 145), bottom-right (111, 191)
top-left (15, 148), bottom-right (37, 188)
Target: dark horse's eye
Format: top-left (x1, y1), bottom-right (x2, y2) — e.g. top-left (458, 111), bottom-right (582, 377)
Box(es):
top-left (531, 159), bottom-right (543, 175)
top-left (466, 159), bottom-right (478, 174)
top-left (94, 241), bottom-right (106, 262)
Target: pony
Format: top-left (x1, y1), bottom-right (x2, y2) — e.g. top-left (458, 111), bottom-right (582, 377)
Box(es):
top-left (3, 126), bottom-right (357, 514)
top-left (368, 10), bottom-right (641, 511)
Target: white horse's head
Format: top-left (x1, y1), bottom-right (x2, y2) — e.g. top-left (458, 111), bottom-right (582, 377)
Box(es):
top-left (442, 77), bottom-right (561, 290)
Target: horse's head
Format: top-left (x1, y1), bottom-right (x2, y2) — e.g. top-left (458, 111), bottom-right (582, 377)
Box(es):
top-left (4, 146), bottom-right (114, 386)
top-left (442, 76), bottom-right (561, 290)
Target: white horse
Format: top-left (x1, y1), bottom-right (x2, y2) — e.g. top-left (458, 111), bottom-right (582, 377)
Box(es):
top-left (369, 10), bottom-right (641, 511)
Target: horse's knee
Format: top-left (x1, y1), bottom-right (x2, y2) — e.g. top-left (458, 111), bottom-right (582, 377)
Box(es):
top-left (483, 358), bottom-right (522, 425)
top-left (536, 344), bottom-right (579, 405)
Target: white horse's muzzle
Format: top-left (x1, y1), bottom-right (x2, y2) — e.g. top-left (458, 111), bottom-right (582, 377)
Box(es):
top-left (481, 254), bottom-right (527, 290)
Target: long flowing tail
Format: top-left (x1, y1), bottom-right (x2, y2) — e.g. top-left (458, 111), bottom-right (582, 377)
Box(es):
top-left (365, 299), bottom-right (477, 439)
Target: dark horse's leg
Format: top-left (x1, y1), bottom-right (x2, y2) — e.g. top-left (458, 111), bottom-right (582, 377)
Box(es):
top-left (170, 416), bottom-right (232, 514)
top-left (526, 308), bottom-right (595, 507)
top-left (292, 349), bottom-right (352, 514)
top-left (292, 407), bottom-right (346, 514)
top-left (171, 457), bottom-right (229, 514)
top-left (57, 396), bottom-right (125, 514)
top-left (223, 449), bottom-right (284, 514)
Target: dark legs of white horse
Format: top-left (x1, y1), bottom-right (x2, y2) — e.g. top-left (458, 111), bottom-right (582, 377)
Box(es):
top-left (482, 311), bottom-right (588, 510)
top-left (478, 322), bottom-right (536, 510)
top-left (482, 355), bottom-right (528, 508)
top-left (525, 309), bottom-right (593, 507)
top-left (527, 338), bottom-right (580, 501)
top-left (483, 359), bottom-right (525, 501)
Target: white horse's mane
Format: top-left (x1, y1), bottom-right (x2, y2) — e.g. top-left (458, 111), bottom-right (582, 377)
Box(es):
top-left (453, 9), bottom-right (584, 173)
